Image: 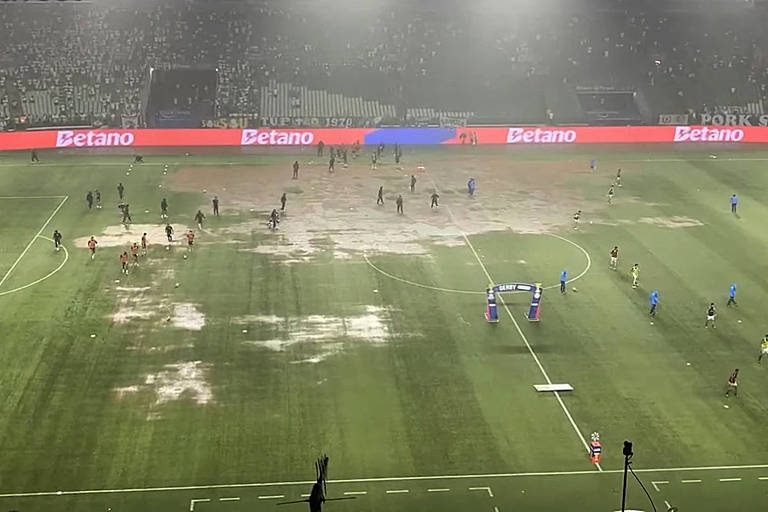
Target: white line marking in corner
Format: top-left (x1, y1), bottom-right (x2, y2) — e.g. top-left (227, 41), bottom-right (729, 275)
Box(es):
top-left (424, 171), bottom-right (600, 472)
top-left (651, 480), bottom-right (669, 492)
top-left (469, 486), bottom-right (494, 498)
top-left (189, 498), bottom-right (210, 511)
top-left (0, 196), bottom-right (68, 291)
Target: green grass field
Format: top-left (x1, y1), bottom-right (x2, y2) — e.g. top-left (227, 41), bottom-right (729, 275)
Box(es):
top-left (1, 145), bottom-right (767, 512)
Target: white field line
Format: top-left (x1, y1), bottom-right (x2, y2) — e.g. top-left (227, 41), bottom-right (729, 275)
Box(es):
top-left (218, 497), bottom-right (240, 501)
top-left (427, 488), bottom-right (451, 492)
top-left (423, 170), bottom-right (600, 471)
top-left (189, 498), bottom-right (210, 511)
top-left (343, 491), bottom-right (367, 495)
top-left (758, 476), bottom-right (768, 480)
top-left (494, 507), bottom-right (500, 512)
top-left (0, 237), bottom-right (68, 297)
top-left (385, 489), bottom-right (409, 494)
top-left (719, 477), bottom-right (742, 482)
top-left (362, 233), bottom-right (590, 296)
top-left (650, 480), bottom-right (669, 492)
top-left (257, 494), bottom-right (284, 499)
top-left (469, 486), bottom-right (494, 497)
top-left (681, 479), bottom-right (702, 483)
top-left (664, 500), bottom-right (672, 510)
top-left (0, 196), bottom-right (68, 199)
top-left (0, 196), bottom-right (68, 292)
top-left (1, 464), bottom-right (768, 499)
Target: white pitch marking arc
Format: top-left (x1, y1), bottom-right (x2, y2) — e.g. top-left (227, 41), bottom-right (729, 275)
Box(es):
top-left (363, 233), bottom-right (591, 296)
top-left (2, 464), bottom-right (768, 499)
top-left (0, 196), bottom-right (68, 292)
top-left (0, 238), bottom-right (69, 298)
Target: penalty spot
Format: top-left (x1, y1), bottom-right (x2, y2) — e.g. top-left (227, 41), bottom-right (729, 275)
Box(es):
top-left (534, 384), bottom-right (573, 392)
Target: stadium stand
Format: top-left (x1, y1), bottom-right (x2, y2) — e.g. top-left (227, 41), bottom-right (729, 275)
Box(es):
top-left (0, 0), bottom-right (765, 128)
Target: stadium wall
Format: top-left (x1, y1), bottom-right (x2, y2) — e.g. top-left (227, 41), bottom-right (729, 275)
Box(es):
top-left (0, 126), bottom-right (760, 151)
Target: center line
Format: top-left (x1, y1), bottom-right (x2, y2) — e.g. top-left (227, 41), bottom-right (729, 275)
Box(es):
top-left (343, 491), bottom-right (367, 495)
top-left (719, 478), bottom-right (742, 482)
top-left (425, 171), bottom-right (599, 471)
top-left (427, 488), bottom-right (451, 492)
top-left (681, 479), bottom-right (702, 484)
top-left (386, 489), bottom-right (409, 494)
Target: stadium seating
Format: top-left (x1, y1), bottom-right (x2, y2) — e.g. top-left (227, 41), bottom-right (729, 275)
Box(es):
top-left (0, 0), bottom-right (765, 128)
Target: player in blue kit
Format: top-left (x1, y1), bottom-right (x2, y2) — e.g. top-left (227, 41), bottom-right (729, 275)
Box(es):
top-left (649, 290), bottom-right (659, 317)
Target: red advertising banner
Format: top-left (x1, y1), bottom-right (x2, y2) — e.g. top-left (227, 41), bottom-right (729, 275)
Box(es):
top-left (0, 125), bottom-right (763, 151)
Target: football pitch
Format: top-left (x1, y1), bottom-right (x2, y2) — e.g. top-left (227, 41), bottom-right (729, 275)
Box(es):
top-left (0, 144), bottom-right (767, 512)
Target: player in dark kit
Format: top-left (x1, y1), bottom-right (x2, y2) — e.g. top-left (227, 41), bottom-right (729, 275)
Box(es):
top-left (317, 140), bottom-right (324, 156)
top-left (704, 302), bottom-right (717, 328)
top-left (328, 155), bottom-right (335, 173)
top-left (212, 196), bottom-right (219, 216)
top-left (165, 224), bottom-right (174, 243)
top-left (141, 232), bottom-right (148, 255)
top-left (396, 195), bottom-right (403, 214)
top-left (31, 149), bottom-right (40, 163)
top-left (86, 191), bottom-right (94, 209)
top-left (117, 182), bottom-right (125, 201)
top-left (280, 193), bottom-right (287, 211)
top-left (53, 230), bottom-right (62, 251)
top-left (293, 160), bottom-right (299, 179)
top-left (371, 152), bottom-right (377, 170)
top-left (377, 186), bottom-right (384, 205)
top-left (160, 198), bottom-right (168, 219)
top-left (120, 203), bottom-right (132, 224)
top-left (725, 369), bottom-right (739, 397)
top-left (195, 210), bottom-right (205, 229)
top-left (94, 189), bottom-right (102, 209)
top-left (430, 192), bottom-right (439, 208)
top-left (410, 175), bottom-right (416, 192)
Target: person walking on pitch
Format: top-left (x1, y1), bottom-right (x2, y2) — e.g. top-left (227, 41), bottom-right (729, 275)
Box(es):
top-left (704, 302), bottom-right (717, 328)
top-left (609, 246), bottom-right (619, 270)
top-left (631, 263), bottom-right (639, 289)
top-left (560, 270), bottom-right (567, 294)
top-left (725, 369), bottom-right (739, 397)
top-left (53, 230), bottom-right (62, 251)
top-left (649, 290), bottom-right (659, 317)
top-left (607, 185), bottom-right (615, 205)
top-left (727, 283), bottom-right (737, 306)
top-left (396, 194), bottom-right (403, 215)
top-left (759, 335), bottom-right (768, 364)
top-left (731, 194), bottom-right (738, 214)
top-left (615, 168), bottom-right (622, 187)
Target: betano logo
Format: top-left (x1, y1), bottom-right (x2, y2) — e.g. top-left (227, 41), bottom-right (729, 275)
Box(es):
top-left (506, 127), bottom-right (577, 144)
top-left (673, 126), bottom-right (744, 142)
top-left (56, 130), bottom-right (135, 148)
top-left (241, 129), bottom-right (314, 146)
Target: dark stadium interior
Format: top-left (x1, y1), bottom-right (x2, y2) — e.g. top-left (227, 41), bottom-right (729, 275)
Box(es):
top-left (2, 0), bottom-right (767, 130)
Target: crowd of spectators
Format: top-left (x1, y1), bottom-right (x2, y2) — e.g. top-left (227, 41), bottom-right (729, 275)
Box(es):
top-left (0, 0), bottom-right (766, 129)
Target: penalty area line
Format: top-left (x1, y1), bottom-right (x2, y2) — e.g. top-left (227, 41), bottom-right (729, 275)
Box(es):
top-left (0, 196), bottom-right (68, 292)
top-left (2, 464), bottom-right (768, 499)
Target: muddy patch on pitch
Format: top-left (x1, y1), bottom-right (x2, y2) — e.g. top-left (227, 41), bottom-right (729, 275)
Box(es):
top-left (171, 303), bottom-right (206, 331)
top-left (74, 224), bottom-right (192, 249)
top-left (114, 361), bottom-right (213, 414)
top-left (237, 305), bottom-right (396, 363)
top-left (111, 286), bottom-right (206, 332)
top-left (169, 159), bottom-right (584, 261)
top-left (637, 216), bottom-right (703, 228)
